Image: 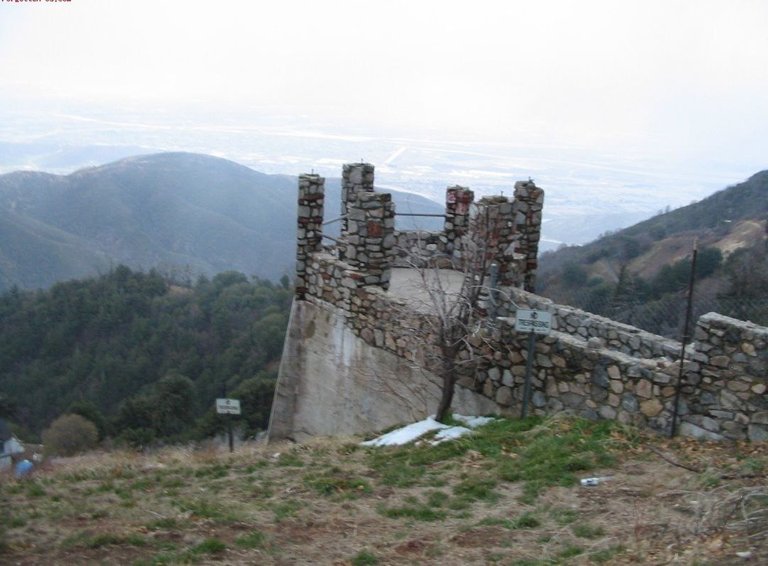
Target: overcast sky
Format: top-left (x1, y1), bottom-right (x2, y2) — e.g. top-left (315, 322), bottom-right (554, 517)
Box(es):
top-left (1, 0), bottom-right (767, 167)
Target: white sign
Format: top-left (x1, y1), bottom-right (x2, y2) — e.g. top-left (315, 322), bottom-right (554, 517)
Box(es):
top-left (216, 398), bottom-right (241, 415)
top-left (514, 309), bottom-right (552, 335)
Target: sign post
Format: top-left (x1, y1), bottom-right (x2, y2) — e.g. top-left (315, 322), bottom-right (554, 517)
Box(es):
top-left (514, 309), bottom-right (552, 418)
top-left (216, 398), bottom-right (241, 452)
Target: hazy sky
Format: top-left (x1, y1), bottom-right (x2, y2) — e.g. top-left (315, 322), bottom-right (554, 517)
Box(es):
top-left (1, 0), bottom-right (767, 165)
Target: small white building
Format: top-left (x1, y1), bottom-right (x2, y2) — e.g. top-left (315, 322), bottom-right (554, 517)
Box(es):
top-left (0, 418), bottom-right (25, 471)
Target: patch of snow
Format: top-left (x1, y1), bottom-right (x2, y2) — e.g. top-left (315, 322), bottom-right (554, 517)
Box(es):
top-left (431, 426), bottom-right (472, 444)
top-left (361, 417), bottom-right (447, 447)
top-left (453, 415), bottom-right (495, 428)
top-left (361, 415), bottom-right (495, 447)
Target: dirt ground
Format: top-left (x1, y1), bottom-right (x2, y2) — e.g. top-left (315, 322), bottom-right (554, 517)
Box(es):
top-left (1, 428), bottom-right (766, 565)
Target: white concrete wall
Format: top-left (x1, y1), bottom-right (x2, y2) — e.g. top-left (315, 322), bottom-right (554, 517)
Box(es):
top-left (268, 298), bottom-right (499, 442)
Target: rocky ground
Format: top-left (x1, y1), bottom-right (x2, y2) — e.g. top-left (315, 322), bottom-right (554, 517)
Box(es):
top-left (1, 416), bottom-right (766, 565)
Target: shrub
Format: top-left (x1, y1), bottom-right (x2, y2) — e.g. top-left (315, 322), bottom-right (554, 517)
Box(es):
top-left (42, 414), bottom-right (98, 456)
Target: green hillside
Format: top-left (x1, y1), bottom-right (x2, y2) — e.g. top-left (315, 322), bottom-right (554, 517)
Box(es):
top-left (0, 266), bottom-right (291, 442)
top-left (0, 153), bottom-right (444, 292)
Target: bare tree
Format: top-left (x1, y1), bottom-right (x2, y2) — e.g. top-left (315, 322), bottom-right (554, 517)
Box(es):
top-left (396, 199), bottom-right (517, 423)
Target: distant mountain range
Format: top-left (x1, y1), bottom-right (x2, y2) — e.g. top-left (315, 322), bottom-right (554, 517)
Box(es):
top-left (537, 169), bottom-right (768, 334)
top-left (539, 169), bottom-right (768, 282)
top-left (0, 152), bottom-right (444, 292)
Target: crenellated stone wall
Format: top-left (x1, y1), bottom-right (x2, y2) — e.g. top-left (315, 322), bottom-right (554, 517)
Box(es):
top-left (392, 186), bottom-right (476, 268)
top-left (269, 161), bottom-right (767, 443)
top-left (299, 162), bottom-right (544, 290)
top-left (342, 191), bottom-right (396, 289)
top-left (513, 180), bottom-right (545, 291)
top-left (295, 174), bottom-right (325, 299)
top-left (341, 163), bottom-right (375, 234)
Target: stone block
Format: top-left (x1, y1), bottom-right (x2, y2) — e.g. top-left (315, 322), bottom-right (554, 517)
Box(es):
top-left (635, 379), bottom-right (653, 399)
top-left (741, 342), bottom-right (756, 356)
top-left (547, 398), bottom-right (564, 412)
top-left (752, 411), bottom-right (768, 425)
top-left (640, 399), bottom-right (663, 417)
top-left (536, 354), bottom-right (553, 368)
top-left (621, 394), bottom-right (638, 412)
top-left (591, 366), bottom-right (609, 388)
top-left (727, 379), bottom-right (751, 392)
top-left (721, 421), bottom-right (745, 435)
top-left (680, 422), bottom-right (724, 441)
top-left (661, 386), bottom-right (675, 398)
top-left (720, 389), bottom-right (744, 410)
top-left (599, 405), bottom-right (617, 420)
top-left (748, 424), bottom-right (768, 441)
top-left (561, 392), bottom-right (584, 409)
top-left (654, 373), bottom-right (672, 385)
top-left (496, 386), bottom-right (513, 406)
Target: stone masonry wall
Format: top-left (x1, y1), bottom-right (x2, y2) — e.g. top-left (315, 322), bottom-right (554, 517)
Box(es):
top-left (392, 186), bottom-right (475, 268)
top-left (287, 162), bottom-right (767, 441)
top-left (341, 163), bottom-right (375, 234)
top-left (296, 270), bottom-right (768, 441)
top-left (507, 287), bottom-right (681, 360)
top-left (342, 191), bottom-right (396, 289)
top-left (331, 163), bottom-right (542, 286)
top-left (513, 180), bottom-right (545, 291)
top-left (680, 313), bottom-right (768, 440)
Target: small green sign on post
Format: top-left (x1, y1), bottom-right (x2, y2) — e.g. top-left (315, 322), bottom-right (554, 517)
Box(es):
top-left (514, 309), bottom-right (552, 418)
top-left (216, 398), bottom-right (240, 452)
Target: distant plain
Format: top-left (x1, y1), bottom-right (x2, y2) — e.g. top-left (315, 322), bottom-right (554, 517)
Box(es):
top-left (1, 98), bottom-right (755, 252)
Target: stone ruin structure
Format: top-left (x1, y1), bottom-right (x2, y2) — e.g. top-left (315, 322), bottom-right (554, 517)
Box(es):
top-left (269, 162), bottom-right (768, 443)
top-left (296, 163), bottom-right (544, 296)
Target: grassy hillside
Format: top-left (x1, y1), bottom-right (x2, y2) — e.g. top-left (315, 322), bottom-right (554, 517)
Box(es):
top-left (2, 416), bottom-right (766, 564)
top-left (538, 170), bottom-right (768, 335)
top-left (0, 153), bottom-right (445, 292)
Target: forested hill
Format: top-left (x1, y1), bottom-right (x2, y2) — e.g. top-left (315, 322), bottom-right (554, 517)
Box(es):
top-left (0, 266), bottom-right (291, 443)
top-left (0, 152), bottom-right (444, 292)
top-left (537, 170), bottom-right (768, 336)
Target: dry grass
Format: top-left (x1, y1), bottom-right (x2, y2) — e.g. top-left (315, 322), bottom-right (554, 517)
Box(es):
top-left (1, 417), bottom-right (766, 565)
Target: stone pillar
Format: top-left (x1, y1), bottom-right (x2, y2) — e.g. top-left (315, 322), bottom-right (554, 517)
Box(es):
top-left (296, 174), bottom-right (325, 298)
top-left (472, 196), bottom-right (517, 286)
top-left (344, 192), bottom-right (396, 289)
top-left (444, 186), bottom-right (474, 254)
top-left (341, 162), bottom-right (375, 234)
top-left (513, 180), bottom-right (544, 292)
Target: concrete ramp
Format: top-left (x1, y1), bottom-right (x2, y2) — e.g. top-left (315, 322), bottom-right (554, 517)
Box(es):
top-left (268, 298), bottom-right (499, 442)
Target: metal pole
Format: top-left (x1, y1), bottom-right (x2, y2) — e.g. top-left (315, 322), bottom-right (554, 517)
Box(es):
top-left (671, 239), bottom-right (698, 437)
top-left (488, 262), bottom-right (499, 322)
top-left (223, 383), bottom-right (234, 453)
top-left (321, 234), bottom-right (343, 244)
top-left (394, 213), bottom-right (446, 218)
top-left (522, 332), bottom-right (536, 418)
